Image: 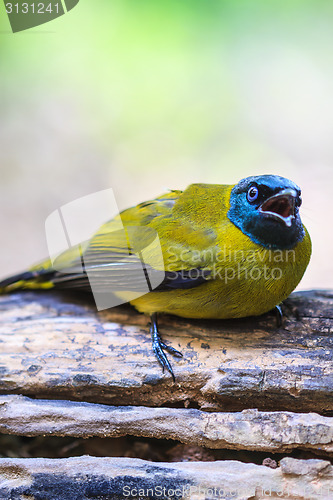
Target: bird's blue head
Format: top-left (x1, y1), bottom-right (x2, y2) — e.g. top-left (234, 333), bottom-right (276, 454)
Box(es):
top-left (227, 175), bottom-right (305, 249)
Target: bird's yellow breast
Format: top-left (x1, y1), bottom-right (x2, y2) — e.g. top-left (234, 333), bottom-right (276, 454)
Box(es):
top-left (131, 226), bottom-right (311, 319)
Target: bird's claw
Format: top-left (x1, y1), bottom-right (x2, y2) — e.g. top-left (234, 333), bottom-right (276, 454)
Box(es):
top-left (275, 304), bottom-right (283, 328)
top-left (150, 313), bottom-right (182, 381)
top-left (158, 340), bottom-right (183, 357)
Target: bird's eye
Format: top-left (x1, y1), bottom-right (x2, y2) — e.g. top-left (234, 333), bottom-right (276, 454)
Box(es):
top-left (247, 185), bottom-right (259, 203)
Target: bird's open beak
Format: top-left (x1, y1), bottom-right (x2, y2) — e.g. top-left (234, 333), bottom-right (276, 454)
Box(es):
top-left (259, 188), bottom-right (297, 227)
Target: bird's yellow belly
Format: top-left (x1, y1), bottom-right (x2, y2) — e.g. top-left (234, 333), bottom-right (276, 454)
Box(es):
top-left (130, 236), bottom-right (311, 319)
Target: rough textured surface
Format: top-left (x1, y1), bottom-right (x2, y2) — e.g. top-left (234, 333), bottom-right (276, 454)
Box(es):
top-left (0, 290), bottom-right (332, 412)
top-left (0, 290), bottom-right (332, 497)
top-left (0, 456), bottom-right (333, 499)
top-left (0, 395), bottom-right (333, 455)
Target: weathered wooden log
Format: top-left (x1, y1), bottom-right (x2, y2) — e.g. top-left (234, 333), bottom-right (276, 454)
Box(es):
top-left (0, 290), bottom-right (332, 497)
top-left (0, 456), bottom-right (333, 500)
top-left (0, 290), bottom-right (332, 413)
top-left (0, 395), bottom-right (332, 455)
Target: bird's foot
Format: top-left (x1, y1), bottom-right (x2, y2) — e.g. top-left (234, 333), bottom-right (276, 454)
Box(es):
top-left (275, 304), bottom-right (283, 328)
top-left (150, 313), bottom-right (182, 382)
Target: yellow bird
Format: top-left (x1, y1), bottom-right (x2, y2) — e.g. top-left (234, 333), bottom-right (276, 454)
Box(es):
top-left (0, 175), bottom-right (311, 380)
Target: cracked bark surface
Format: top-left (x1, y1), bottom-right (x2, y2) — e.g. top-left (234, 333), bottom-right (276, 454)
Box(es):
top-left (0, 456), bottom-right (333, 500)
top-left (0, 290), bottom-right (332, 412)
top-left (0, 290), bottom-right (332, 498)
top-left (0, 395), bottom-right (332, 455)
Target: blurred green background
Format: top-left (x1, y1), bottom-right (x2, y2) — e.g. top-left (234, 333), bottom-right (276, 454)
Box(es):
top-left (0, 0), bottom-right (332, 289)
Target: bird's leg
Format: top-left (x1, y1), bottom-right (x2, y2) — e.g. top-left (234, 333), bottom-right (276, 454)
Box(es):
top-left (150, 313), bottom-right (183, 382)
top-left (275, 304), bottom-right (283, 328)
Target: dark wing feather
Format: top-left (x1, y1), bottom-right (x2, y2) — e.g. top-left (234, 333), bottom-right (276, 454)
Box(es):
top-left (50, 260), bottom-right (211, 294)
top-left (155, 269), bottom-right (211, 291)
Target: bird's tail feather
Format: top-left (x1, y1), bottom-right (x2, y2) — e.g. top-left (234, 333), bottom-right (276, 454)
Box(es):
top-left (0, 270), bottom-right (55, 294)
